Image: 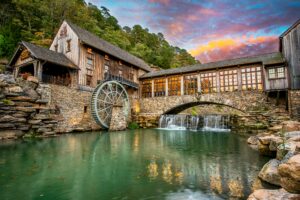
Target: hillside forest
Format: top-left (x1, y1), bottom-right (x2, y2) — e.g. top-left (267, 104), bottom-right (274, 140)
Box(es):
top-left (0, 0), bottom-right (199, 69)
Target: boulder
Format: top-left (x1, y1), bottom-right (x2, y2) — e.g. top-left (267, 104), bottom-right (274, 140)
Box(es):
top-left (277, 143), bottom-right (296, 160)
top-left (16, 77), bottom-right (38, 90)
top-left (5, 86), bottom-right (23, 95)
top-left (258, 135), bottom-right (279, 145)
top-left (268, 125), bottom-right (283, 133)
top-left (269, 137), bottom-right (284, 151)
top-left (0, 130), bottom-right (24, 140)
top-left (281, 121), bottom-right (300, 132)
top-left (278, 154), bottom-right (300, 193)
top-left (26, 76), bottom-right (39, 84)
top-left (0, 74), bottom-right (15, 86)
top-left (257, 136), bottom-right (277, 157)
top-left (248, 135), bottom-right (259, 145)
top-left (258, 159), bottom-right (281, 186)
top-left (247, 188), bottom-right (300, 200)
top-left (285, 131), bottom-right (300, 140)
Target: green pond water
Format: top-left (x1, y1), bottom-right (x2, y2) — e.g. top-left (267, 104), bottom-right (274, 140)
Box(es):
top-left (0, 129), bottom-right (269, 200)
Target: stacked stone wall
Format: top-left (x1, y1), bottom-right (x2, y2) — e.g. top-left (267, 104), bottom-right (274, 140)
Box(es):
top-left (0, 74), bottom-right (60, 139)
top-left (288, 90), bottom-right (300, 120)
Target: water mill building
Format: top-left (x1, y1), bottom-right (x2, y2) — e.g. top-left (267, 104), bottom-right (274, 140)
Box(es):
top-left (6, 18), bottom-right (300, 132)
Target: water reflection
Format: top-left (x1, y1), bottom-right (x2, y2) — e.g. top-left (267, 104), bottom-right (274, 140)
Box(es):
top-left (0, 129), bottom-right (269, 200)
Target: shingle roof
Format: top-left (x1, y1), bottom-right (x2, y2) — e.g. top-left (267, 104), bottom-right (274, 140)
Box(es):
top-left (66, 21), bottom-right (152, 72)
top-left (21, 41), bottom-right (78, 69)
top-left (140, 52), bottom-right (285, 79)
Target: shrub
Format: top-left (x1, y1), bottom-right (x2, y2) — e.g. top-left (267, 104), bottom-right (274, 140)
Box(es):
top-left (128, 121), bottom-right (139, 129)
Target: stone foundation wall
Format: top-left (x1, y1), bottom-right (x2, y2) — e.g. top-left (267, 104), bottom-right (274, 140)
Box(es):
top-left (49, 84), bottom-right (101, 132)
top-left (0, 74), bottom-right (60, 139)
top-left (288, 90), bottom-right (300, 120)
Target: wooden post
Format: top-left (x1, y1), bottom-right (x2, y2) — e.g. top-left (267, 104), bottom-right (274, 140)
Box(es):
top-left (151, 79), bottom-right (154, 98)
top-left (237, 66), bottom-right (242, 91)
top-left (216, 70), bottom-right (220, 93)
top-left (198, 73), bottom-right (201, 92)
top-left (37, 61), bottom-right (43, 82)
top-left (181, 76), bottom-right (184, 96)
top-left (165, 78), bottom-right (168, 96)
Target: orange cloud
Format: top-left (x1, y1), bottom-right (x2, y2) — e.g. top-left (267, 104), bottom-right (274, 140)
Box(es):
top-left (189, 36), bottom-right (278, 63)
top-left (190, 38), bottom-right (236, 56)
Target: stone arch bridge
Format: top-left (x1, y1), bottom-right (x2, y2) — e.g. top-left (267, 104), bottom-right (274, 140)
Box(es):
top-left (133, 91), bottom-right (286, 127)
top-left (137, 91), bottom-right (273, 117)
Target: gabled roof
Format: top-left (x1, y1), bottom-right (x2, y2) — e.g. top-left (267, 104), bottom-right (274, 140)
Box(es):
top-left (66, 20), bottom-right (152, 72)
top-left (140, 52), bottom-right (285, 79)
top-left (280, 18), bottom-right (300, 38)
top-left (10, 41), bottom-right (78, 70)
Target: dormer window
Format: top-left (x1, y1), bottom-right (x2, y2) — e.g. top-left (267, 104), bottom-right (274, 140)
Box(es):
top-left (66, 39), bottom-right (71, 52)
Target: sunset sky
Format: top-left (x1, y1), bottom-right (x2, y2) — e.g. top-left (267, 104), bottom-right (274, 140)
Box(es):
top-left (88, 0), bottom-right (300, 63)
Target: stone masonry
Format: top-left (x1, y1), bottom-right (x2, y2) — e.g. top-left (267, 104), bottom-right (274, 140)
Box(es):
top-left (49, 84), bottom-right (101, 132)
top-left (0, 74), bottom-right (60, 139)
top-left (288, 90), bottom-right (300, 120)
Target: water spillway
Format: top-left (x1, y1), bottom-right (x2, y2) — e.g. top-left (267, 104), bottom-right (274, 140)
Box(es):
top-left (159, 114), bottom-right (230, 131)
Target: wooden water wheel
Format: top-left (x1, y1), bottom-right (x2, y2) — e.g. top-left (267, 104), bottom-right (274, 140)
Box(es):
top-left (91, 81), bottom-right (130, 129)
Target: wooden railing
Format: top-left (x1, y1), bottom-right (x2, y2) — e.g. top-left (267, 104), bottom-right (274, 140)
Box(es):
top-left (103, 73), bottom-right (139, 89)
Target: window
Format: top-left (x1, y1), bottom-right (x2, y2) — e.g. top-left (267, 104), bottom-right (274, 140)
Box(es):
top-left (66, 39), bottom-right (71, 52)
top-left (54, 44), bottom-right (58, 52)
top-left (184, 75), bottom-right (197, 95)
top-left (268, 67), bottom-right (285, 79)
top-left (219, 69), bottom-right (238, 92)
top-left (105, 55), bottom-right (109, 60)
top-left (154, 79), bottom-right (166, 97)
top-left (86, 75), bottom-right (92, 86)
top-left (104, 65), bottom-right (109, 74)
top-left (87, 52), bottom-right (94, 69)
top-left (268, 68), bottom-right (276, 79)
top-left (118, 70), bottom-right (123, 77)
top-left (119, 61), bottom-right (122, 65)
top-left (141, 80), bottom-right (152, 98)
top-left (200, 72), bottom-right (217, 93)
top-left (84, 106), bottom-right (88, 113)
top-left (129, 68), bottom-right (134, 81)
top-left (241, 66), bottom-right (262, 90)
top-left (168, 76), bottom-right (181, 96)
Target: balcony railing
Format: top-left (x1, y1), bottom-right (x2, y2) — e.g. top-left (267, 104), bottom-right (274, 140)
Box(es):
top-left (103, 73), bottom-right (139, 89)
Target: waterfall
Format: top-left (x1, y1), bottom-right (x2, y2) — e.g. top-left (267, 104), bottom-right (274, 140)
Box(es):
top-left (202, 115), bottom-right (230, 131)
top-left (158, 114), bottom-right (230, 131)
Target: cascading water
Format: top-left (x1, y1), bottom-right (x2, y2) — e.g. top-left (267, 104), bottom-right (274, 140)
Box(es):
top-left (202, 115), bottom-right (230, 131)
top-left (159, 115), bottom-right (187, 130)
top-left (158, 114), bottom-right (230, 131)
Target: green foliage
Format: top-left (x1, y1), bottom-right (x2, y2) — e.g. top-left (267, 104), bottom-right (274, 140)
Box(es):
top-left (0, 0), bottom-right (199, 69)
top-left (128, 122), bottom-right (139, 130)
top-left (191, 107), bottom-right (198, 116)
top-left (1, 99), bottom-right (14, 105)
